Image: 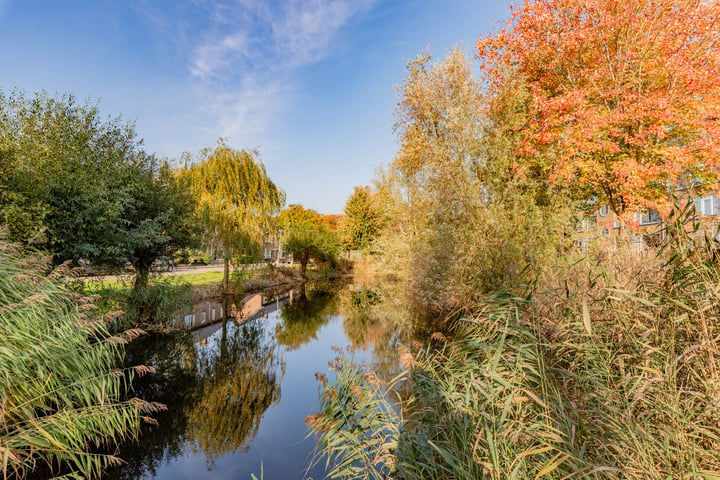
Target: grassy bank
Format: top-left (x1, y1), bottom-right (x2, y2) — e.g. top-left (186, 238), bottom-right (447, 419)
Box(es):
top-left (81, 265), bottom-right (307, 294)
top-left (81, 270), bottom-right (226, 294)
top-left (82, 264), bottom-right (312, 329)
top-left (309, 212), bottom-right (720, 478)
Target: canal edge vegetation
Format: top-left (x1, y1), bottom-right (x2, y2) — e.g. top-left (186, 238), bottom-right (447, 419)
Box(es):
top-left (0, 241), bottom-right (164, 479)
top-left (2, 0), bottom-right (720, 477)
top-left (311, 205), bottom-right (720, 478)
top-left (309, 0), bottom-right (720, 478)
top-left (0, 89), bottom-right (349, 477)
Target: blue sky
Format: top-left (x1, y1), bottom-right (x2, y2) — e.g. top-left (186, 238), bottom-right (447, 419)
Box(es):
top-left (0, 0), bottom-right (510, 214)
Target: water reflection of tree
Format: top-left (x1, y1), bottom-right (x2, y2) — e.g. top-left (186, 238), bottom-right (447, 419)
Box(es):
top-left (104, 297), bottom-right (284, 478)
top-left (342, 287), bottom-right (382, 349)
top-left (275, 283), bottom-right (341, 350)
top-left (187, 314), bottom-right (283, 461)
top-left (340, 281), bottom-right (415, 382)
top-left (103, 330), bottom-right (200, 480)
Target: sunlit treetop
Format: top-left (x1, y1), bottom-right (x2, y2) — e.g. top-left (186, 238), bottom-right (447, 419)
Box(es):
top-left (190, 145), bottom-right (285, 250)
top-left (322, 214), bottom-right (344, 231)
top-left (277, 204), bottom-right (325, 229)
top-left (477, 0), bottom-right (720, 216)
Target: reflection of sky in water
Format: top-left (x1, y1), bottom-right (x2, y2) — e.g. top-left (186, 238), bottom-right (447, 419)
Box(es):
top-left (125, 288), bottom-right (380, 480)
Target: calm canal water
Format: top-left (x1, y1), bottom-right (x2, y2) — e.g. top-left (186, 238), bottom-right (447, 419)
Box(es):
top-left (104, 280), bottom-right (410, 480)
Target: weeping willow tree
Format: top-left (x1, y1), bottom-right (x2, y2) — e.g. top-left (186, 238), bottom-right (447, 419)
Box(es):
top-left (188, 145), bottom-right (285, 290)
top-left (0, 240), bottom-right (161, 479)
top-left (186, 316), bottom-right (283, 459)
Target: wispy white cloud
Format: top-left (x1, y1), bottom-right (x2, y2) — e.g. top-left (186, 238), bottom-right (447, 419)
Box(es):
top-left (134, 0), bottom-right (376, 150)
top-left (268, 0), bottom-right (374, 68)
top-left (190, 32), bottom-right (248, 79)
top-left (206, 75), bottom-right (289, 146)
top-left (188, 0), bottom-right (376, 78)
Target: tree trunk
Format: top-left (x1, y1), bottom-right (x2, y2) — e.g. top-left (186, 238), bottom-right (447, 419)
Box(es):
top-left (220, 312), bottom-right (228, 365)
top-left (134, 265), bottom-right (150, 292)
top-left (223, 257), bottom-right (230, 292)
top-left (300, 252), bottom-right (309, 277)
top-left (132, 264), bottom-right (151, 322)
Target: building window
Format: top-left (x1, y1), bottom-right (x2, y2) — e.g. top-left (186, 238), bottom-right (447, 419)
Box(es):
top-left (639, 210), bottom-right (661, 225)
top-left (211, 308), bottom-right (216, 321)
top-left (695, 194), bottom-right (720, 216)
top-left (201, 312), bottom-right (207, 324)
top-left (184, 314), bottom-right (194, 328)
top-left (599, 204), bottom-right (610, 217)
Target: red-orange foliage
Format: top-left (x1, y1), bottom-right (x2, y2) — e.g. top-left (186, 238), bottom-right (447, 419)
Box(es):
top-left (322, 214), bottom-right (344, 231)
top-left (478, 0), bottom-right (720, 215)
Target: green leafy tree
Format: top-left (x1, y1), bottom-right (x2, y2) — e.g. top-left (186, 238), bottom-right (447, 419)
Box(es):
top-left (279, 204), bottom-right (339, 276)
top-left (342, 186), bottom-right (383, 251)
top-left (118, 156), bottom-right (198, 290)
top-left (0, 90), bottom-right (133, 249)
top-left (0, 91), bottom-right (197, 288)
top-left (187, 145), bottom-right (284, 290)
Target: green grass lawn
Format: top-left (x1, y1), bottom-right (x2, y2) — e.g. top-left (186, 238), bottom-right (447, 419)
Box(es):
top-left (81, 270), bottom-right (226, 294)
top-left (175, 270), bottom-right (225, 285)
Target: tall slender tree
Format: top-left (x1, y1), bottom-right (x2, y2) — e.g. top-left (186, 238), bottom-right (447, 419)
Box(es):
top-left (188, 145), bottom-right (284, 290)
top-left (389, 48), bottom-right (487, 311)
top-left (342, 186), bottom-right (383, 251)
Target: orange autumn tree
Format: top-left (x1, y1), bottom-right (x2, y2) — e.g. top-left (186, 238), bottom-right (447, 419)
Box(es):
top-left (478, 0), bottom-right (720, 217)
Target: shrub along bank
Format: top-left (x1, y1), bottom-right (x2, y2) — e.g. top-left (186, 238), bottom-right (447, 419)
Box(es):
top-left (309, 207), bottom-right (720, 478)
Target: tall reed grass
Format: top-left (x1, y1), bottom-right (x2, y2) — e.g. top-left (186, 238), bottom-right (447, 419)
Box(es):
top-left (309, 204), bottom-right (720, 478)
top-left (0, 241), bottom-right (162, 479)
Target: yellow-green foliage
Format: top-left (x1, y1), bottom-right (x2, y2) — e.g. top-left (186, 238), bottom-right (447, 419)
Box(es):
top-left (0, 241), bottom-right (161, 479)
top-left (372, 48), bottom-right (571, 317)
top-left (341, 186), bottom-right (385, 251)
top-left (186, 145), bottom-right (284, 261)
top-left (279, 204), bottom-right (340, 276)
top-left (310, 208), bottom-right (720, 478)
